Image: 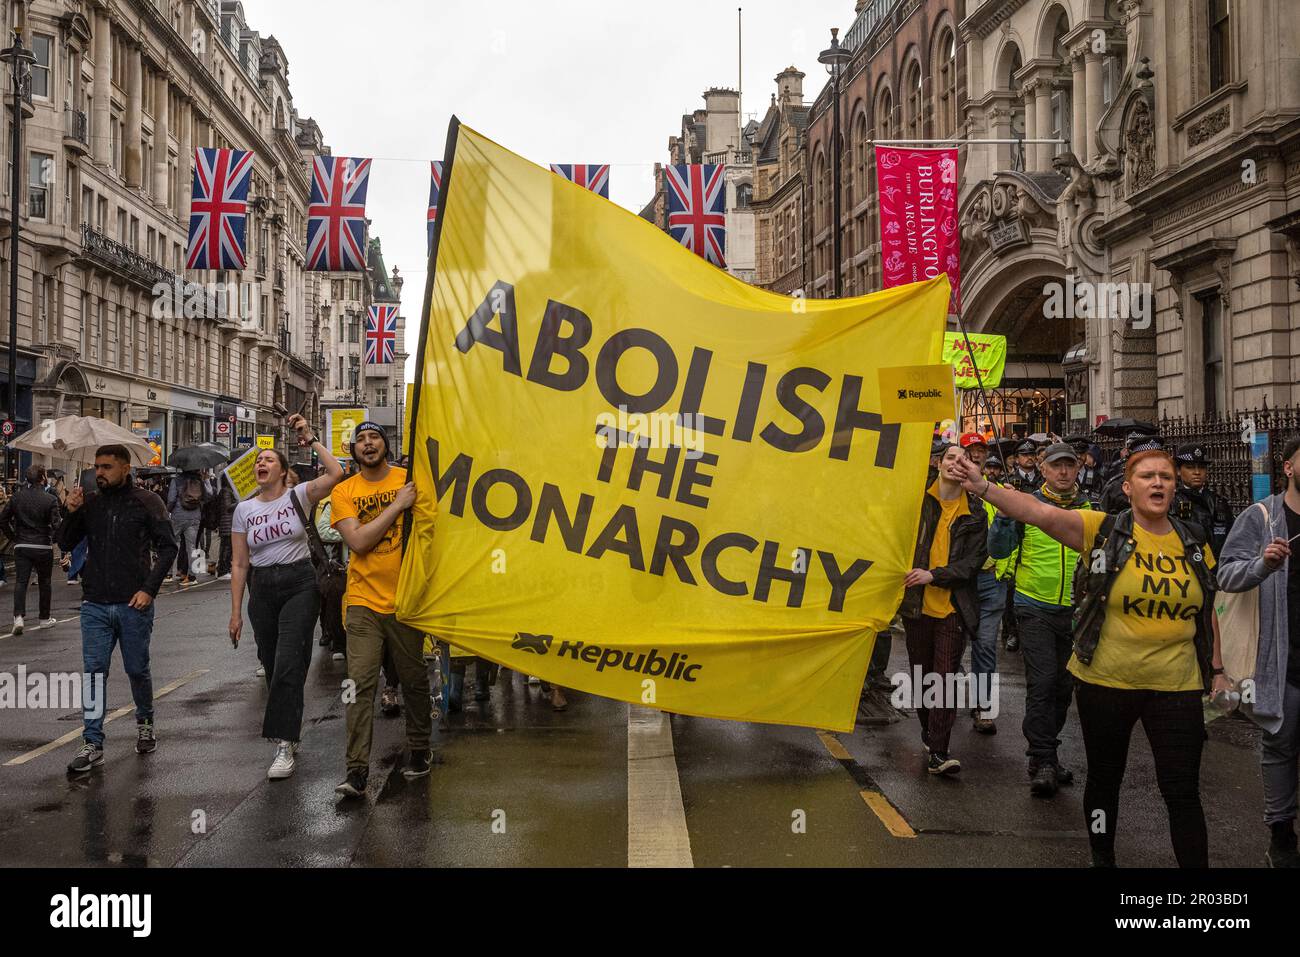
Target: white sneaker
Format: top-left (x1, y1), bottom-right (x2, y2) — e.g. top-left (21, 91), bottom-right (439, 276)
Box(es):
top-left (527, 675), bottom-right (540, 686)
top-left (219, 573), bottom-right (232, 581)
top-left (267, 741), bottom-right (295, 779)
top-left (39, 618), bottom-right (57, 629)
top-left (12, 616), bottom-right (22, 636)
top-left (255, 664), bottom-right (266, 677)
top-left (163, 575), bottom-right (175, 584)
top-left (331, 651), bottom-right (344, 661)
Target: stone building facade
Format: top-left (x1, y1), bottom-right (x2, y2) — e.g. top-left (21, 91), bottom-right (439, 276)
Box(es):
top-left (802, 0), bottom-right (969, 301)
top-left (960, 0), bottom-right (1300, 432)
top-left (0, 0), bottom-right (389, 471)
top-left (749, 66), bottom-right (810, 293)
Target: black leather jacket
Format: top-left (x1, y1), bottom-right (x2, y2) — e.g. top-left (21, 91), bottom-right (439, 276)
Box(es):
top-left (57, 479), bottom-right (178, 603)
top-left (0, 483), bottom-right (61, 548)
top-left (899, 489), bottom-right (989, 635)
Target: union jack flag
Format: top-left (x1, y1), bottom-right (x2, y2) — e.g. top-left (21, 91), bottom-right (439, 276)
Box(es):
top-left (365, 305), bottom-right (398, 364)
top-left (427, 160), bottom-right (443, 254)
top-left (185, 147), bottom-right (253, 270)
top-left (306, 155), bottom-right (371, 272)
top-left (550, 164), bottom-right (610, 199)
top-left (665, 164), bottom-right (726, 267)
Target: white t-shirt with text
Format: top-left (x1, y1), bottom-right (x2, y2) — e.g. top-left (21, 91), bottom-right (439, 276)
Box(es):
top-left (232, 485), bottom-right (312, 567)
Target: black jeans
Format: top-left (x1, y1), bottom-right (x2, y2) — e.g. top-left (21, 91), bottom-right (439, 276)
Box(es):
top-left (247, 560), bottom-right (321, 742)
top-left (13, 548), bottom-right (53, 620)
top-left (217, 531), bottom-right (232, 577)
top-left (1016, 603), bottom-right (1075, 766)
top-left (1075, 680), bottom-right (1208, 867)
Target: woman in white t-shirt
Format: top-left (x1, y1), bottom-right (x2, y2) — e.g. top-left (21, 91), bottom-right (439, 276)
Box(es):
top-left (229, 414), bottom-right (344, 780)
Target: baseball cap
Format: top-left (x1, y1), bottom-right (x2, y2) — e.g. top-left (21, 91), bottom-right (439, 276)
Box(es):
top-left (959, 432), bottom-right (988, 449)
top-left (1042, 442), bottom-right (1079, 464)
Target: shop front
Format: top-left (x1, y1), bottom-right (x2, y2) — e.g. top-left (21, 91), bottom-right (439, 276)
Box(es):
top-left (128, 382), bottom-right (169, 466)
top-left (80, 371), bottom-right (131, 426)
top-left (170, 387), bottom-right (216, 451)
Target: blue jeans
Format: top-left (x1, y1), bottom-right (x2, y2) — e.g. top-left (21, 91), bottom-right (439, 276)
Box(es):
top-left (970, 569), bottom-right (1004, 713)
top-left (80, 601), bottom-right (156, 746)
top-left (67, 539), bottom-right (87, 582)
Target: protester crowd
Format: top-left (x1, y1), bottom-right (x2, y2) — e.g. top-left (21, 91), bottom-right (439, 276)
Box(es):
top-left (900, 426), bottom-right (1300, 868)
top-left (6, 412), bottom-right (1297, 869)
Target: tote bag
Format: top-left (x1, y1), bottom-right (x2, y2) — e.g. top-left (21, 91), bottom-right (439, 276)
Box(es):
top-left (1216, 502), bottom-right (1268, 688)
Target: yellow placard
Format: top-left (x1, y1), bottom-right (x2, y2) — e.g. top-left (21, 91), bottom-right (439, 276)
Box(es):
top-left (327, 408), bottom-right (367, 459)
top-left (223, 446), bottom-right (260, 500)
top-left (877, 364), bottom-right (957, 423)
top-left (256, 434), bottom-right (274, 449)
top-left (396, 121), bottom-right (950, 733)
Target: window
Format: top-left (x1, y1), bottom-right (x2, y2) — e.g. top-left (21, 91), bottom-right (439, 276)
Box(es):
top-left (31, 35), bottom-right (53, 99)
top-left (349, 317), bottom-right (359, 344)
top-left (129, 216), bottom-right (139, 251)
top-left (28, 153), bottom-right (52, 220)
top-left (906, 63), bottom-right (923, 139)
top-left (1208, 0), bottom-right (1231, 91)
top-left (80, 292), bottom-right (91, 359)
top-left (376, 386), bottom-right (388, 408)
top-left (96, 195), bottom-right (107, 231)
top-left (1200, 291), bottom-right (1225, 416)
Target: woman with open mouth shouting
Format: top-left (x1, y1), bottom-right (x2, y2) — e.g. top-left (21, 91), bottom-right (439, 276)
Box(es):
top-left (229, 414), bottom-right (345, 780)
top-left (952, 443), bottom-right (1227, 868)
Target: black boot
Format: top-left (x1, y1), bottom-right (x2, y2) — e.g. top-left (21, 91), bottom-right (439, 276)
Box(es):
top-left (1267, 820), bottom-right (1300, 867)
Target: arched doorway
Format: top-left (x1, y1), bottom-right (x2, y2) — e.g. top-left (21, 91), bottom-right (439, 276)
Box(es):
top-left (962, 269), bottom-right (1083, 440)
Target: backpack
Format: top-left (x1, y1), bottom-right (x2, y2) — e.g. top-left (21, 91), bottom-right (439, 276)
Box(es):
top-left (181, 476), bottom-right (204, 510)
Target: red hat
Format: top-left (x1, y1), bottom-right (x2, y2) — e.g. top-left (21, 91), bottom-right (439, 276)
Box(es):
top-left (959, 432), bottom-right (988, 449)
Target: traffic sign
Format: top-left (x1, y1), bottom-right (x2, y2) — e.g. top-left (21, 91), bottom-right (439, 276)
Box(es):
top-left (0, 420), bottom-right (14, 437)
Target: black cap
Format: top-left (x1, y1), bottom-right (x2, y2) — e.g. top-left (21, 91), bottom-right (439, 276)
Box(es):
top-left (351, 421), bottom-right (389, 451)
top-left (985, 456), bottom-right (1003, 468)
top-left (1174, 443), bottom-right (1208, 466)
top-left (1016, 441), bottom-right (1037, 454)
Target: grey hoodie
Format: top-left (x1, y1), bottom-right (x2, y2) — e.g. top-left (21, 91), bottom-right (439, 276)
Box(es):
top-left (1215, 494), bottom-right (1292, 734)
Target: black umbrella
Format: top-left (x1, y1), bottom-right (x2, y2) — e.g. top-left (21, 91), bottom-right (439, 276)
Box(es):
top-left (1094, 418), bottom-right (1157, 437)
top-left (169, 445), bottom-right (231, 471)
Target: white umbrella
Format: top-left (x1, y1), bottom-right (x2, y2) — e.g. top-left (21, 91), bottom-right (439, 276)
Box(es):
top-left (9, 415), bottom-right (155, 467)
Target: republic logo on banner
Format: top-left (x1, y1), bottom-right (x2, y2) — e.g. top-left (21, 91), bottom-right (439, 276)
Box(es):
top-left (876, 147), bottom-right (961, 314)
top-left (399, 119), bottom-right (950, 733)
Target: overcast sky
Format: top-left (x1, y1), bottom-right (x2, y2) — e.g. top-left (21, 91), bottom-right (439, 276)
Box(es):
top-left (248, 0), bottom-right (853, 379)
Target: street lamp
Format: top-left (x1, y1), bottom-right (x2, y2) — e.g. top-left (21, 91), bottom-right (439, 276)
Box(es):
top-left (1, 30), bottom-right (35, 484)
top-left (818, 28), bottom-right (851, 300)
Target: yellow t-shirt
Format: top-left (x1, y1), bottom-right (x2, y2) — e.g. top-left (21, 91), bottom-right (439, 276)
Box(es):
top-left (331, 467), bottom-right (408, 615)
top-left (1068, 509), bottom-right (1216, 691)
top-left (922, 486), bottom-right (969, 619)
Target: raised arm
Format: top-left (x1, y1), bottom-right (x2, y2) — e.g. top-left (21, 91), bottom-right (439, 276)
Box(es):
top-left (951, 456), bottom-right (1086, 553)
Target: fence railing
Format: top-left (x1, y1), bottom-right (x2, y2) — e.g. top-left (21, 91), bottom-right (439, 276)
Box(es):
top-left (1093, 404), bottom-right (1300, 512)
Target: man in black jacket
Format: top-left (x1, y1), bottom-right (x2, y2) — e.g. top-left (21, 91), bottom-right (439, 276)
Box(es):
top-left (58, 445), bottom-right (178, 774)
top-left (899, 443), bottom-right (990, 776)
top-left (0, 464), bottom-right (61, 634)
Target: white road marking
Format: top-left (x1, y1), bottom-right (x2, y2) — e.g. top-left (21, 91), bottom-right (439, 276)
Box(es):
top-left (626, 705), bottom-right (693, 868)
top-left (0, 578), bottom-right (222, 642)
top-left (3, 668), bottom-right (209, 766)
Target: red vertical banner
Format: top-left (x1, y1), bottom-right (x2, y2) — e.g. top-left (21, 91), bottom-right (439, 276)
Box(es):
top-left (875, 147), bottom-right (961, 314)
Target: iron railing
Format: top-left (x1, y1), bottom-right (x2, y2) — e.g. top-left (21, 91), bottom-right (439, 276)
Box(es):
top-left (65, 107), bottom-right (89, 146)
top-left (1093, 404), bottom-right (1300, 511)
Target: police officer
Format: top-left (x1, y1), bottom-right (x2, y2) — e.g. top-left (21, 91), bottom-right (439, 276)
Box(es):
top-left (1099, 433), bottom-right (1163, 514)
top-left (1171, 443), bottom-right (1235, 556)
top-left (1010, 441), bottom-right (1041, 492)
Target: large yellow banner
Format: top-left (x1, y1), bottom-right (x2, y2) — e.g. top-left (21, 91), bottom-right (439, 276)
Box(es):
top-left (396, 121), bottom-right (949, 732)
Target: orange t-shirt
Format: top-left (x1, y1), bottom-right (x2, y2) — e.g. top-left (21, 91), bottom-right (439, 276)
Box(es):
top-left (331, 467), bottom-right (408, 614)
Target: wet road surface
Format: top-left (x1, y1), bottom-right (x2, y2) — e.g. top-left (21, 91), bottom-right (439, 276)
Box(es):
top-left (0, 573), bottom-right (1273, 867)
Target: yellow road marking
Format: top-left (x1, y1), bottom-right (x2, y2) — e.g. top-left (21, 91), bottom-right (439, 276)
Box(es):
top-left (4, 668), bottom-right (209, 766)
top-left (861, 790), bottom-right (917, 838)
top-left (816, 729), bottom-right (916, 839)
top-left (816, 730), bottom-right (851, 760)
